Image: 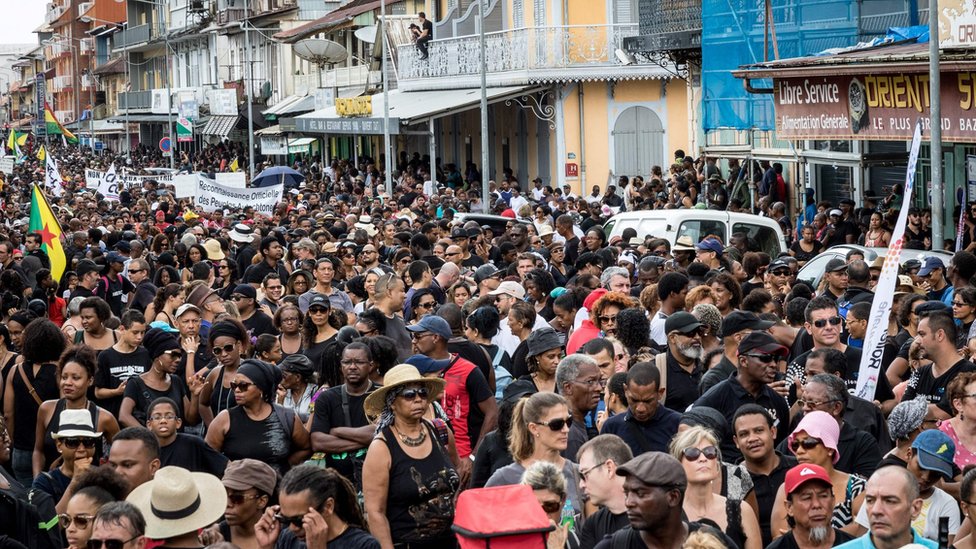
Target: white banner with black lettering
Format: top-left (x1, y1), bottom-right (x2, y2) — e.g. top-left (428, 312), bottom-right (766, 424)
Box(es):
top-left (85, 169), bottom-right (174, 190)
top-left (855, 120), bottom-right (922, 401)
top-left (45, 155), bottom-right (64, 197)
top-left (194, 176), bottom-right (282, 215)
top-left (97, 164), bottom-right (121, 202)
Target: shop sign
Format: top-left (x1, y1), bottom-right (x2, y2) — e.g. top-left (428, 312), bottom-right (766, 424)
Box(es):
top-left (336, 97), bottom-right (373, 117)
top-left (565, 163), bottom-right (579, 177)
top-left (280, 116), bottom-right (400, 135)
top-left (940, 0), bottom-right (976, 48)
top-left (261, 135), bottom-right (288, 155)
top-left (773, 72), bottom-right (976, 142)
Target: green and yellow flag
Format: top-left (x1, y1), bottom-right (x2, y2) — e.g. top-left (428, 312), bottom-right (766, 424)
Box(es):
top-left (44, 103), bottom-right (78, 144)
top-left (36, 145), bottom-right (46, 163)
top-left (29, 184), bottom-right (66, 281)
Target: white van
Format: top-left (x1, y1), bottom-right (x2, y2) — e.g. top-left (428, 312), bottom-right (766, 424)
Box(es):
top-left (603, 210), bottom-right (787, 258)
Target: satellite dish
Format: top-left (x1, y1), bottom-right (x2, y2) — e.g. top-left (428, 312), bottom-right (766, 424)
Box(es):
top-left (293, 38), bottom-right (348, 66)
top-left (354, 25), bottom-right (377, 44)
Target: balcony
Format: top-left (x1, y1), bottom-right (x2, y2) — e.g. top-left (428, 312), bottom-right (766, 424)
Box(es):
top-left (118, 90), bottom-right (152, 111)
top-left (46, 4), bottom-right (66, 24)
top-left (81, 74), bottom-right (95, 90)
top-left (395, 24), bottom-right (662, 90)
top-left (79, 38), bottom-right (94, 56)
top-left (216, 8), bottom-right (246, 25)
top-left (114, 24), bottom-right (154, 49)
top-left (50, 75), bottom-right (73, 92)
top-left (55, 110), bottom-right (75, 123)
top-left (624, 0), bottom-right (701, 55)
top-left (293, 65), bottom-right (373, 94)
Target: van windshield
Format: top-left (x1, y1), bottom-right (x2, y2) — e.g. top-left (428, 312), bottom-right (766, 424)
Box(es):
top-left (732, 223), bottom-right (781, 257)
top-left (677, 220), bottom-right (725, 245)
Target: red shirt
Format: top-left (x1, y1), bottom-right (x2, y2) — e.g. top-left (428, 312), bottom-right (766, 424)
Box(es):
top-left (439, 354), bottom-right (493, 458)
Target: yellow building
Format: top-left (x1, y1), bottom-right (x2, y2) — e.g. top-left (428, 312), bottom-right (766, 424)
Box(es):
top-left (281, 0), bottom-right (693, 196)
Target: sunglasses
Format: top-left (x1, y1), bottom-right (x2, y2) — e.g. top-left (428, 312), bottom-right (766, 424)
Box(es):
top-left (229, 381), bottom-right (253, 392)
top-left (60, 512), bottom-right (95, 529)
top-left (227, 493), bottom-right (261, 506)
top-left (212, 343), bottom-right (237, 356)
top-left (230, 295), bottom-right (247, 301)
top-left (534, 416), bottom-right (573, 431)
top-left (812, 316), bottom-right (843, 328)
top-left (790, 437), bottom-right (824, 452)
top-left (163, 350), bottom-right (183, 360)
top-left (744, 353), bottom-right (777, 363)
top-left (598, 315), bottom-right (617, 323)
top-left (416, 301), bottom-right (436, 310)
top-left (540, 500), bottom-right (562, 514)
top-left (770, 269), bottom-right (791, 276)
top-left (61, 437), bottom-right (97, 449)
top-left (681, 445), bottom-right (719, 461)
top-left (399, 387), bottom-right (429, 400)
top-left (87, 537), bottom-right (140, 549)
top-left (274, 513), bottom-right (306, 528)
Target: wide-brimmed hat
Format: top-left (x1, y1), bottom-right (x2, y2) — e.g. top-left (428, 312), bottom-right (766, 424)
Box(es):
top-left (355, 215), bottom-right (378, 237)
top-left (127, 466), bottom-right (227, 540)
top-left (52, 409), bottom-right (102, 439)
top-left (228, 223), bottom-right (254, 243)
top-left (202, 239), bottom-right (225, 260)
top-left (364, 364), bottom-right (446, 419)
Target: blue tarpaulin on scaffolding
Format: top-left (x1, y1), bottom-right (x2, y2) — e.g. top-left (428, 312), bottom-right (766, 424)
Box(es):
top-left (701, 0), bottom-right (923, 132)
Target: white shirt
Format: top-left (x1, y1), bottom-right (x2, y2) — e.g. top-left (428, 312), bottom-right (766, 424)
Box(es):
top-left (649, 311), bottom-right (669, 346)
top-left (423, 177), bottom-right (435, 197)
top-left (492, 313), bottom-right (552, 356)
top-left (510, 194), bottom-right (529, 214)
top-left (532, 187), bottom-right (545, 201)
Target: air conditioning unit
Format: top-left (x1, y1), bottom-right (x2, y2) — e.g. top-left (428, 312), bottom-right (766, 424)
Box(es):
top-left (188, 0), bottom-right (205, 12)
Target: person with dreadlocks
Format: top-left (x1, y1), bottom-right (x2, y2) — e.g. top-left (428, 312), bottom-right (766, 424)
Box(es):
top-left (361, 364), bottom-right (460, 549)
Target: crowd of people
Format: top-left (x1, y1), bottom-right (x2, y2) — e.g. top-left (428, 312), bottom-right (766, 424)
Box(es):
top-left (0, 141), bottom-right (973, 549)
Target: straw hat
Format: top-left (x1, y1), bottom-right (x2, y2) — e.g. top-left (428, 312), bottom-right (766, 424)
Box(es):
top-left (202, 239), bottom-right (225, 260)
top-left (364, 364), bottom-right (446, 420)
top-left (127, 466), bottom-right (227, 540)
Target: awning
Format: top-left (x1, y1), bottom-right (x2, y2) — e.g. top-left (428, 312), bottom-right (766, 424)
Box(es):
top-left (288, 137), bottom-right (317, 153)
top-left (281, 85), bottom-right (540, 135)
top-left (262, 94), bottom-right (316, 117)
top-left (107, 114), bottom-right (173, 123)
top-left (201, 115), bottom-right (239, 137)
top-left (71, 120), bottom-right (127, 134)
top-left (256, 124), bottom-right (281, 136)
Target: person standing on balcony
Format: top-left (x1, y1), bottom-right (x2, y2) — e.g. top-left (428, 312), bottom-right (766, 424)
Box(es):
top-left (416, 12), bottom-right (433, 60)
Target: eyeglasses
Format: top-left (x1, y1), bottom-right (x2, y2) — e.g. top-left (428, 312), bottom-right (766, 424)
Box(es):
top-left (540, 500), bottom-right (562, 514)
top-left (128, 269), bottom-right (145, 274)
top-left (341, 359), bottom-right (371, 367)
top-left (218, 265), bottom-right (230, 270)
top-left (417, 301), bottom-right (436, 309)
top-left (797, 398), bottom-right (839, 409)
top-left (399, 387), bottom-right (429, 400)
top-left (812, 316), bottom-right (843, 328)
top-left (598, 315), bottom-right (617, 324)
top-left (676, 328), bottom-right (707, 338)
top-left (953, 301), bottom-right (971, 308)
top-left (574, 378), bottom-right (603, 388)
top-left (59, 512), bottom-right (95, 529)
top-left (274, 513), bottom-right (306, 528)
top-left (744, 353), bottom-right (777, 363)
top-left (265, 285), bottom-right (283, 292)
top-left (790, 437), bottom-right (824, 452)
top-left (533, 416), bottom-right (573, 431)
top-left (212, 343), bottom-right (237, 356)
top-left (227, 493), bottom-right (261, 506)
top-left (148, 413), bottom-right (178, 421)
top-left (681, 445), bottom-right (719, 461)
top-left (163, 350), bottom-right (183, 360)
top-left (61, 437), bottom-right (97, 449)
top-left (87, 536), bottom-right (140, 549)
top-left (230, 295), bottom-right (249, 301)
top-left (229, 381), bottom-right (253, 392)
top-left (579, 460), bottom-right (609, 481)
top-left (280, 317), bottom-right (300, 323)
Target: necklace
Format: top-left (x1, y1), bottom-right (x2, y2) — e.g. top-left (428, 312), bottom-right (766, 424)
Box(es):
top-left (394, 424), bottom-right (426, 447)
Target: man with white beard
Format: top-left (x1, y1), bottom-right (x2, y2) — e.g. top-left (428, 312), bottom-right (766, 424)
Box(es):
top-left (767, 464), bottom-right (855, 549)
top-left (659, 312), bottom-right (705, 413)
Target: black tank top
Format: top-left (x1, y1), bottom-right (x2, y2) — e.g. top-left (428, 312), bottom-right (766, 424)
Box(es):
top-left (41, 400), bottom-right (102, 470)
top-left (222, 406), bottom-right (290, 475)
top-left (381, 422), bottom-right (460, 546)
top-left (209, 366), bottom-right (239, 417)
top-left (11, 361), bottom-right (59, 451)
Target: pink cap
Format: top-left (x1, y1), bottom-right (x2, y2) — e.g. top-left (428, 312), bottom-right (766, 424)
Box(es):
top-left (583, 288), bottom-right (609, 311)
top-left (788, 410), bottom-right (840, 464)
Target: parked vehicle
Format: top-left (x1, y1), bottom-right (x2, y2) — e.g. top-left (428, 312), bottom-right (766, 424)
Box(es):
top-left (603, 210), bottom-right (787, 258)
top-left (454, 213), bottom-right (530, 235)
top-left (795, 244), bottom-right (952, 290)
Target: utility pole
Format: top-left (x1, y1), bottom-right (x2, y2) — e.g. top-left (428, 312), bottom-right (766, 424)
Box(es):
top-left (479, 0), bottom-right (489, 212)
top-left (162, 2), bottom-right (174, 169)
top-left (381, 0), bottom-right (392, 194)
top-left (929, 0), bottom-right (943, 247)
top-left (243, 3), bottom-right (255, 182)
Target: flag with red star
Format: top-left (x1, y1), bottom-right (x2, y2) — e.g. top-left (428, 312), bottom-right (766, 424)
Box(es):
top-left (29, 184), bottom-right (66, 282)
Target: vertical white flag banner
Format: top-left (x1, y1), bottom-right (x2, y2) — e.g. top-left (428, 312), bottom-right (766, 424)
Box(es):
top-left (44, 155), bottom-right (64, 197)
top-left (957, 185), bottom-right (967, 252)
top-left (98, 163), bottom-right (121, 202)
top-left (855, 120), bottom-right (922, 401)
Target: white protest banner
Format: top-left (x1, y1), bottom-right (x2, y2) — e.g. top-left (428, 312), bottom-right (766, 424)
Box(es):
top-left (97, 164), bottom-right (121, 202)
top-left (958, 185), bottom-right (967, 253)
top-left (0, 156), bottom-right (13, 175)
top-left (172, 174), bottom-right (198, 198)
top-left (86, 169), bottom-right (174, 189)
top-left (195, 176), bottom-right (283, 215)
top-left (215, 172), bottom-right (246, 188)
top-left (855, 120), bottom-right (922, 401)
top-left (45, 155), bottom-right (64, 197)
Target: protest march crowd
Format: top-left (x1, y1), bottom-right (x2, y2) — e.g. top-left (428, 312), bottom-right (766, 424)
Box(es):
top-left (0, 138), bottom-right (975, 549)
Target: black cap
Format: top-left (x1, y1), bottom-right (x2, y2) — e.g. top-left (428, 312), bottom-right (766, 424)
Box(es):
top-left (75, 259), bottom-right (103, 277)
top-left (824, 258), bottom-right (848, 273)
top-left (665, 311), bottom-right (703, 334)
top-left (451, 228), bottom-right (468, 239)
top-left (768, 258), bottom-right (790, 271)
top-left (720, 311), bottom-right (774, 338)
top-left (308, 293), bottom-right (331, 310)
top-left (616, 452), bottom-right (687, 488)
top-left (232, 284), bottom-right (257, 300)
top-left (737, 331), bottom-right (788, 356)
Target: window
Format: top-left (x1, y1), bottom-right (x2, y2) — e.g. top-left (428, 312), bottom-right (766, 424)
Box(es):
top-left (732, 222), bottom-right (780, 258)
top-left (678, 220), bottom-right (725, 245)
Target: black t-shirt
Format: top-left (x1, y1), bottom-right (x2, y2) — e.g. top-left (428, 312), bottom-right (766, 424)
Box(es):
top-left (159, 433), bottom-right (228, 477)
top-left (68, 285), bottom-right (94, 303)
top-left (765, 528), bottom-right (855, 549)
top-left (130, 280), bottom-right (157, 314)
top-left (274, 526), bottom-right (380, 549)
top-left (123, 375), bottom-right (188, 425)
top-left (904, 358), bottom-right (976, 415)
top-left (580, 507), bottom-right (629, 549)
top-left (242, 260), bottom-right (289, 286)
top-left (786, 345), bottom-right (895, 404)
top-left (95, 346), bottom-right (150, 418)
top-left (95, 274), bottom-right (136, 317)
top-left (745, 452), bottom-right (798, 548)
top-left (242, 310), bottom-right (278, 337)
top-left (665, 349), bottom-right (702, 413)
top-left (310, 384), bottom-right (376, 486)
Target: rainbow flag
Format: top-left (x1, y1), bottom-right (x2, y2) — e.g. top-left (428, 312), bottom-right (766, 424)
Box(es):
top-left (29, 184), bottom-right (66, 282)
top-left (44, 103), bottom-right (78, 144)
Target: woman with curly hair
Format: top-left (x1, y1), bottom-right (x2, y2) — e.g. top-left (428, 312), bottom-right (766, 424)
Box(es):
top-left (684, 285), bottom-right (714, 311)
top-left (152, 264), bottom-right (180, 288)
top-left (524, 268), bottom-right (557, 322)
top-left (447, 280), bottom-right (473, 308)
top-left (707, 272), bottom-right (742, 317)
top-left (591, 291), bottom-right (637, 338)
top-left (613, 308), bottom-right (651, 355)
top-left (181, 243), bottom-right (209, 283)
top-left (61, 465), bottom-right (129, 549)
top-left (215, 258), bottom-right (241, 300)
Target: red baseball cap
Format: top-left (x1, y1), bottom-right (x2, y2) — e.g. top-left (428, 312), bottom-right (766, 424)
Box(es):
top-left (784, 464), bottom-right (832, 496)
top-left (583, 288), bottom-right (608, 311)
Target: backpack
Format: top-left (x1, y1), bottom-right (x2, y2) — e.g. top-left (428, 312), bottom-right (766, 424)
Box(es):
top-left (453, 484), bottom-right (554, 548)
top-left (20, 475), bottom-right (61, 549)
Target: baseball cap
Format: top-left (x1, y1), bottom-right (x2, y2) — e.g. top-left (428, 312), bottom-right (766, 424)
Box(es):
top-left (75, 259), bottom-right (103, 277)
top-left (912, 429), bottom-right (958, 480)
top-left (784, 464), bottom-right (833, 496)
top-left (175, 303), bottom-right (200, 319)
top-left (405, 315), bottom-right (453, 341)
top-left (918, 256), bottom-right (945, 277)
top-left (720, 311), bottom-right (775, 338)
top-left (488, 281), bottom-right (526, 300)
top-left (665, 311), bottom-right (703, 335)
top-left (474, 264), bottom-right (502, 284)
top-left (451, 227), bottom-right (468, 239)
top-left (307, 293), bottom-right (331, 311)
top-left (616, 452), bottom-right (687, 488)
top-left (405, 354), bottom-right (453, 374)
top-left (768, 258), bottom-right (790, 272)
top-left (737, 331), bottom-right (788, 357)
top-left (583, 288), bottom-right (608, 311)
top-left (824, 258), bottom-right (848, 273)
top-left (829, 209), bottom-right (843, 217)
top-left (114, 241), bottom-right (132, 253)
top-left (695, 238), bottom-right (724, 255)
top-left (106, 252), bottom-right (126, 264)
top-left (231, 284), bottom-right (257, 300)
top-left (221, 459), bottom-right (278, 496)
